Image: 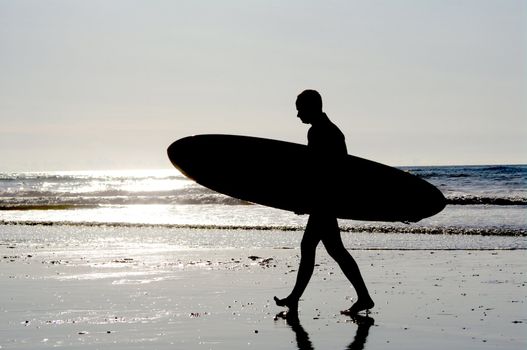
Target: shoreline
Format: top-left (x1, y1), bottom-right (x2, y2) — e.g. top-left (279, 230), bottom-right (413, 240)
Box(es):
top-left (1, 219), bottom-right (525, 237)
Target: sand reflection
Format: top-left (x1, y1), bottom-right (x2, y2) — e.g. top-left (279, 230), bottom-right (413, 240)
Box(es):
top-left (275, 312), bottom-right (374, 350)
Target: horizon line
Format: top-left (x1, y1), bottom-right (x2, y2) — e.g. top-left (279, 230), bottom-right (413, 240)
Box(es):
top-left (1, 162), bottom-right (526, 173)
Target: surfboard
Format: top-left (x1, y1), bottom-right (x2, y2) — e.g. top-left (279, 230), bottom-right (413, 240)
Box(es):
top-left (167, 134), bottom-right (446, 222)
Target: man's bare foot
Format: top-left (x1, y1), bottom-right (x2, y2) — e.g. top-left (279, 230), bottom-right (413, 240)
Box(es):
top-left (340, 298), bottom-right (375, 315)
top-left (274, 296), bottom-right (299, 313)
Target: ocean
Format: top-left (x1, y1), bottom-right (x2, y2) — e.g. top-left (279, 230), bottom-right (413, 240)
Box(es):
top-left (0, 165), bottom-right (525, 239)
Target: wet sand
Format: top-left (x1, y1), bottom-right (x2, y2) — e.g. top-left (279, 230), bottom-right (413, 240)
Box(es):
top-left (0, 225), bottom-right (525, 349)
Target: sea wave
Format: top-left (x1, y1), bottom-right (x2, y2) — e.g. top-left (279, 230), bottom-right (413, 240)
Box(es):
top-left (0, 204), bottom-right (100, 211)
top-left (406, 164), bottom-right (527, 179)
top-left (1, 192), bottom-right (524, 208)
top-left (0, 220), bottom-right (524, 237)
top-left (411, 171), bottom-right (472, 179)
top-left (0, 187), bottom-right (250, 207)
top-left (446, 196), bottom-right (526, 205)
top-left (0, 191), bottom-right (527, 210)
top-left (0, 173), bottom-right (185, 182)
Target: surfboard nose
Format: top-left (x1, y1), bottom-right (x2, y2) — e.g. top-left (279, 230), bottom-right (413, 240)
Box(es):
top-left (435, 189), bottom-right (447, 212)
top-left (425, 186), bottom-right (447, 219)
top-left (403, 181), bottom-right (447, 222)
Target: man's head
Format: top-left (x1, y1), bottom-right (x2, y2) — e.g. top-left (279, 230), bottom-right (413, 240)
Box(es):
top-left (296, 90), bottom-right (323, 124)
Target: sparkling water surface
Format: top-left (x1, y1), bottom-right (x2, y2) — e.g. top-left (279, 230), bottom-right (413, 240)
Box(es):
top-left (1, 166), bottom-right (525, 238)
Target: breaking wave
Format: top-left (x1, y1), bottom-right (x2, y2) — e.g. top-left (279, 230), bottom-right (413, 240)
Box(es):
top-left (446, 196), bottom-right (526, 206)
top-left (1, 191), bottom-right (524, 209)
top-left (0, 220), bottom-right (524, 237)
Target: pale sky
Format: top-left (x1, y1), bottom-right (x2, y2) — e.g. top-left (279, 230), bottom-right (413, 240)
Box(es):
top-left (0, 0), bottom-right (525, 171)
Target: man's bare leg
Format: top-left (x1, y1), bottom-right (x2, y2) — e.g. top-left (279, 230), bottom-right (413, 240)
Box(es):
top-left (321, 218), bottom-right (374, 314)
top-left (274, 215), bottom-right (321, 313)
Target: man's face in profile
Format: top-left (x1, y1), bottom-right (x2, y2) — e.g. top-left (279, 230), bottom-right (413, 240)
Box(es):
top-left (296, 101), bottom-right (315, 124)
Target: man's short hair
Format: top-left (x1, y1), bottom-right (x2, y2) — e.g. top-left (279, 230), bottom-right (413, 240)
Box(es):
top-left (296, 90), bottom-right (323, 111)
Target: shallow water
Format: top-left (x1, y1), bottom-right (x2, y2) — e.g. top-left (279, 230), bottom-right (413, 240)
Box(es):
top-left (0, 166), bottom-right (526, 238)
top-left (1, 224), bottom-right (524, 252)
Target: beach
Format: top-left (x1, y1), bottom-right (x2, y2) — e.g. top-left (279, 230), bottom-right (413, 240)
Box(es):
top-left (1, 166), bottom-right (525, 348)
top-left (1, 224), bottom-right (525, 349)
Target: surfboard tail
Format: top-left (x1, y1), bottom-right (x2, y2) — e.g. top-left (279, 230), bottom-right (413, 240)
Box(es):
top-left (167, 137), bottom-right (197, 180)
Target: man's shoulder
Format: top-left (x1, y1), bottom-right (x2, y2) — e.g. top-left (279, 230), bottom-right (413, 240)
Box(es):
top-left (309, 115), bottom-right (345, 137)
top-left (323, 115), bottom-right (345, 139)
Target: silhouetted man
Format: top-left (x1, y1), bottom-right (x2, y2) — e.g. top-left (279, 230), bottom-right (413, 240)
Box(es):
top-left (274, 90), bottom-right (374, 316)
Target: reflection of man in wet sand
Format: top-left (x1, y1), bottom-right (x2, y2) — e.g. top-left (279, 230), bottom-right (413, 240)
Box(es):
top-left (274, 90), bottom-right (374, 316)
top-left (275, 311), bottom-right (374, 350)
